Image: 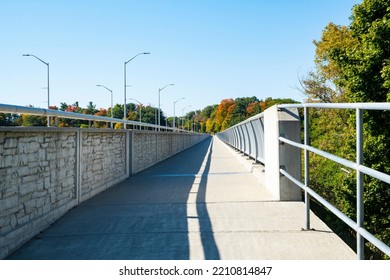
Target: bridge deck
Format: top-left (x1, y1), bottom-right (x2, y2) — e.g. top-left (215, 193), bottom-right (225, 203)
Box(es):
top-left (7, 136), bottom-right (355, 260)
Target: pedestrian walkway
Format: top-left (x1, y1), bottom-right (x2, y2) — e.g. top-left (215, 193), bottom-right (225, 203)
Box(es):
top-left (7, 136), bottom-right (356, 259)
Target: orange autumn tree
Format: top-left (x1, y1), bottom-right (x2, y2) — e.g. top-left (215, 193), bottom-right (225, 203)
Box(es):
top-left (213, 98), bottom-right (235, 132)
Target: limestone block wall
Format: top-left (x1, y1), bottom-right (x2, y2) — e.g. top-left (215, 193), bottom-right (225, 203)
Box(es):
top-left (0, 128), bottom-right (79, 259)
top-left (132, 132), bottom-right (158, 173)
top-left (80, 131), bottom-right (127, 202)
top-left (0, 127), bottom-right (209, 259)
top-left (131, 131), bottom-right (209, 174)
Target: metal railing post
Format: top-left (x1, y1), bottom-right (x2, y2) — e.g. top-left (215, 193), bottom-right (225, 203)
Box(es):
top-left (249, 120), bottom-right (258, 161)
top-left (356, 108), bottom-right (364, 259)
top-left (304, 106), bottom-right (310, 230)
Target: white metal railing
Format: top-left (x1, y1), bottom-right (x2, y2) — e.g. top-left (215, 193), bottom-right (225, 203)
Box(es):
top-left (0, 103), bottom-right (191, 133)
top-left (278, 102), bottom-right (390, 260)
top-left (218, 103), bottom-right (390, 260)
top-left (217, 112), bottom-right (265, 163)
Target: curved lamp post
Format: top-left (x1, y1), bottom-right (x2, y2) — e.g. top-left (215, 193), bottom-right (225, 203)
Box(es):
top-left (124, 52), bottom-right (150, 129)
top-left (22, 54), bottom-right (50, 126)
top-left (182, 105), bottom-right (191, 130)
top-left (96, 84), bottom-right (113, 128)
top-left (158, 83), bottom-right (174, 130)
top-left (173, 97), bottom-right (185, 130)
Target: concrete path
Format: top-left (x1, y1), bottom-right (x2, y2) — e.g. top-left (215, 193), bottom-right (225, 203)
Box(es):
top-left (7, 136), bottom-right (356, 260)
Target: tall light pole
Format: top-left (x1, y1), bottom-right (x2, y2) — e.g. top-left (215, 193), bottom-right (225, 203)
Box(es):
top-left (173, 97), bottom-right (185, 131)
top-left (23, 54), bottom-right (50, 126)
top-left (124, 52), bottom-right (150, 129)
top-left (158, 83), bottom-right (174, 130)
top-left (182, 105), bottom-right (191, 130)
top-left (96, 85), bottom-right (113, 128)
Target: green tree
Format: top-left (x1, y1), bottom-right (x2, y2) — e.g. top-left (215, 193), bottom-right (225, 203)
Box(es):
top-left (84, 101), bottom-right (98, 115)
top-left (0, 113), bottom-right (19, 126)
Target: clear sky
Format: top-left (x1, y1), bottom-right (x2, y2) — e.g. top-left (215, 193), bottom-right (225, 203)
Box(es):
top-left (0, 0), bottom-right (360, 117)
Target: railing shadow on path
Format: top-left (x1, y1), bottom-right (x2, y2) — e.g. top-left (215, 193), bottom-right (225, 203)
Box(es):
top-left (195, 138), bottom-right (220, 259)
top-left (7, 137), bottom-right (219, 260)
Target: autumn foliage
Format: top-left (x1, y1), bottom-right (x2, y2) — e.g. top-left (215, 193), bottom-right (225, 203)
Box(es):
top-left (197, 96), bottom-right (297, 133)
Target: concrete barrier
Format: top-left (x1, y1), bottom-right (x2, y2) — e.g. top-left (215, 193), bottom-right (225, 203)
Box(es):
top-left (0, 127), bottom-right (209, 259)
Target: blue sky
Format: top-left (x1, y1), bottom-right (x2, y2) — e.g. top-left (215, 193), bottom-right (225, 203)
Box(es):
top-left (1, 0), bottom-right (360, 116)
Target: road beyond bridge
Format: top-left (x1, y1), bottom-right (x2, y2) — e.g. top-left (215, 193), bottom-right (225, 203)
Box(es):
top-left (7, 136), bottom-right (355, 260)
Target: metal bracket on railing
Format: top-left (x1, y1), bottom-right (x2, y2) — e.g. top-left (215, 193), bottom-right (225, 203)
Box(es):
top-left (279, 133), bottom-right (285, 145)
top-left (280, 165), bottom-right (286, 176)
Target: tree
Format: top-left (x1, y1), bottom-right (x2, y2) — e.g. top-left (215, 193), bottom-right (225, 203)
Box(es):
top-left (84, 101), bottom-right (98, 115)
top-left (213, 98), bottom-right (235, 131)
top-left (111, 104), bottom-right (124, 119)
top-left (141, 105), bottom-right (158, 125)
top-left (0, 113), bottom-right (19, 126)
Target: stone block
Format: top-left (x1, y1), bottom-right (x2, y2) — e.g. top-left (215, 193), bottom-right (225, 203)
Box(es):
top-left (27, 153), bottom-right (37, 162)
top-left (24, 199), bottom-right (36, 211)
top-left (3, 147), bottom-right (17, 156)
top-left (4, 155), bottom-right (13, 168)
top-left (2, 185), bottom-right (18, 198)
top-left (0, 196), bottom-right (18, 212)
top-left (4, 138), bottom-right (17, 149)
top-left (19, 188), bottom-right (34, 201)
top-left (38, 149), bottom-right (46, 161)
top-left (22, 174), bottom-right (38, 184)
top-left (16, 215), bottom-right (30, 226)
top-left (17, 166), bottom-right (30, 177)
top-left (10, 215), bottom-right (17, 228)
top-left (29, 142), bottom-right (40, 152)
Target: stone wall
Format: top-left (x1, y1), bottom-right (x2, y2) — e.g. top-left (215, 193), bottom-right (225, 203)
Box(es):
top-left (80, 131), bottom-right (127, 202)
top-left (0, 128), bottom-right (79, 260)
top-left (131, 131), bottom-right (209, 174)
top-left (0, 127), bottom-right (209, 258)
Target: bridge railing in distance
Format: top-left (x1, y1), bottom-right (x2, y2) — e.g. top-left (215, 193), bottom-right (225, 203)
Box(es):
top-left (0, 103), bottom-right (191, 133)
top-left (217, 103), bottom-right (390, 260)
top-left (217, 106), bottom-right (302, 201)
top-left (216, 112), bottom-right (265, 163)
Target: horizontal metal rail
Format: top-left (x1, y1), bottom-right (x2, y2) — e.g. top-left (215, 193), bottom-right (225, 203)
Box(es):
top-left (277, 103), bottom-right (390, 259)
top-left (279, 136), bottom-right (390, 185)
top-left (279, 102), bottom-right (390, 110)
top-left (0, 103), bottom-right (191, 133)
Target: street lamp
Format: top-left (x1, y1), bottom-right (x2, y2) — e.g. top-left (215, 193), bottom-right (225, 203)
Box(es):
top-left (182, 105), bottom-right (191, 130)
top-left (158, 83), bottom-right (174, 130)
top-left (173, 97), bottom-right (185, 131)
top-left (124, 52), bottom-right (150, 129)
top-left (22, 54), bottom-right (50, 126)
top-left (129, 98), bottom-right (143, 123)
top-left (96, 85), bottom-right (113, 128)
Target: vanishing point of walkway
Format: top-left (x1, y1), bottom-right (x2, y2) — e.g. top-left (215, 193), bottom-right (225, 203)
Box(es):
top-left (7, 136), bottom-right (356, 260)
